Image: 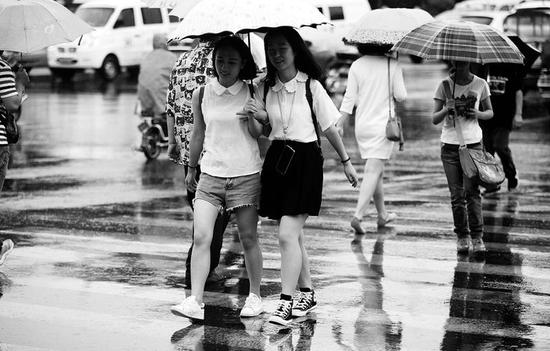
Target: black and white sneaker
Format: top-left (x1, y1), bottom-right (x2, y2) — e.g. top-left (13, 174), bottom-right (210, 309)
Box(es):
top-left (269, 299), bottom-right (293, 325)
top-left (292, 291), bottom-right (317, 317)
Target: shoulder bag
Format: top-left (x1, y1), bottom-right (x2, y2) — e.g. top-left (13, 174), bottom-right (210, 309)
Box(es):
top-left (442, 80), bottom-right (505, 188)
top-left (385, 57), bottom-right (404, 150)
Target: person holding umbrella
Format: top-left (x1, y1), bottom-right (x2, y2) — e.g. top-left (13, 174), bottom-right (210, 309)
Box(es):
top-left (432, 60), bottom-right (493, 254)
top-left (171, 36), bottom-right (264, 321)
top-left (392, 20), bottom-right (524, 254)
top-left (244, 27), bottom-right (358, 325)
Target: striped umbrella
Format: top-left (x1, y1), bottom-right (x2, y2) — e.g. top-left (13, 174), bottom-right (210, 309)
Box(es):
top-left (390, 20), bottom-right (524, 64)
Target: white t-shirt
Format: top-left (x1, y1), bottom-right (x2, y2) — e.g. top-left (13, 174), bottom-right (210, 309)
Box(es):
top-left (200, 80), bottom-right (262, 177)
top-left (434, 75), bottom-right (491, 145)
top-left (256, 71), bottom-right (339, 142)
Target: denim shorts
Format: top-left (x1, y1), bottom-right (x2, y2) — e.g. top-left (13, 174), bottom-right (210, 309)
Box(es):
top-left (195, 172), bottom-right (261, 213)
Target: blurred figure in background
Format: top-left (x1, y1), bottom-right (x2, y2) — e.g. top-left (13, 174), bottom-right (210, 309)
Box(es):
top-left (137, 33), bottom-right (178, 118)
top-left (478, 64), bottom-right (523, 194)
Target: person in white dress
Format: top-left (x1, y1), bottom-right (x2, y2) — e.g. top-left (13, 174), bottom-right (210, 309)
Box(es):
top-left (338, 44), bottom-right (407, 234)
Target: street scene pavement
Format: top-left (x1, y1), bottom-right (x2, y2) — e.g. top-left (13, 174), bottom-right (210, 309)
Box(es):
top-left (0, 62), bottom-right (549, 350)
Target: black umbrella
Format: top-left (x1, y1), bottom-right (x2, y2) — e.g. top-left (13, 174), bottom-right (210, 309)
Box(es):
top-left (508, 35), bottom-right (540, 69)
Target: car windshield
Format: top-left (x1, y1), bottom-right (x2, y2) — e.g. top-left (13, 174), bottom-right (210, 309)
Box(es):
top-left (76, 7), bottom-right (114, 27)
top-left (462, 16), bottom-right (493, 25)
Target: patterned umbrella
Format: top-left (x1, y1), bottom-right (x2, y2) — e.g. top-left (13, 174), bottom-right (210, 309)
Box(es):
top-left (141, 0), bottom-right (179, 8)
top-left (390, 20), bottom-right (524, 64)
top-left (168, 0), bottom-right (329, 41)
top-left (0, 0), bottom-right (93, 53)
top-left (343, 8), bottom-right (433, 46)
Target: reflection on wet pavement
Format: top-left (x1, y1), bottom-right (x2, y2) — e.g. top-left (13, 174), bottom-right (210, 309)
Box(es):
top-left (0, 64), bottom-right (549, 350)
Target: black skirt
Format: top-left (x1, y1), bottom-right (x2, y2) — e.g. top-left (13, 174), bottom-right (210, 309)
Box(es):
top-left (259, 140), bottom-right (324, 220)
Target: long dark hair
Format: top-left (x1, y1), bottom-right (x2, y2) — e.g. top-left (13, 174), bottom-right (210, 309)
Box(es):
top-left (212, 36), bottom-right (257, 81)
top-left (264, 27), bottom-right (323, 86)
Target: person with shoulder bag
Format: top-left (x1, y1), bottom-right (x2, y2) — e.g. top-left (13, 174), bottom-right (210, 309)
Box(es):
top-left (432, 60), bottom-right (493, 255)
top-left (337, 44), bottom-right (407, 234)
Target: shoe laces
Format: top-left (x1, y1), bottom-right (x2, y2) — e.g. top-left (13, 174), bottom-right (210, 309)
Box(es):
top-left (294, 292), bottom-right (314, 310)
top-left (273, 300), bottom-right (292, 317)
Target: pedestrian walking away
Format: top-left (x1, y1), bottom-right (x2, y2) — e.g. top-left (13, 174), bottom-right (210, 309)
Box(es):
top-left (244, 27), bottom-right (358, 326)
top-left (478, 64), bottom-right (523, 194)
top-left (165, 36), bottom-right (230, 287)
top-left (338, 43), bottom-right (407, 234)
top-left (171, 36), bottom-right (264, 321)
top-left (432, 61), bottom-right (493, 255)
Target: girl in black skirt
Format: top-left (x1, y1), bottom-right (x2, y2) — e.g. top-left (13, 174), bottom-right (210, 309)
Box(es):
top-left (243, 27), bottom-right (359, 325)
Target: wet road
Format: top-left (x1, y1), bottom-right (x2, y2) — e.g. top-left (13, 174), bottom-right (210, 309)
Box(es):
top-left (1, 63), bottom-right (550, 350)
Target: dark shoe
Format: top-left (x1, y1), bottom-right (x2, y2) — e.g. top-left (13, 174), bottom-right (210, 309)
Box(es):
top-left (292, 291), bottom-right (317, 317)
top-left (508, 177), bottom-right (519, 192)
top-left (269, 299), bottom-right (293, 325)
top-left (457, 238), bottom-right (470, 254)
top-left (481, 185), bottom-right (501, 196)
top-left (350, 217), bottom-right (365, 234)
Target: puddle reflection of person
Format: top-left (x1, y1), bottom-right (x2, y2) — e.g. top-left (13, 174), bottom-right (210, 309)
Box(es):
top-left (441, 195), bottom-right (533, 350)
top-left (332, 230), bottom-right (402, 350)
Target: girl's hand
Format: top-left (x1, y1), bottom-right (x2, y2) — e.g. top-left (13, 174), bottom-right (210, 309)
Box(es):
top-left (167, 144), bottom-right (180, 162)
top-left (465, 108), bottom-right (478, 119)
top-left (343, 161), bottom-right (359, 188)
top-left (185, 167), bottom-right (198, 192)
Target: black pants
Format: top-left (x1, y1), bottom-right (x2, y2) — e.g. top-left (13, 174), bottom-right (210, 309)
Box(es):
top-left (482, 126), bottom-right (517, 181)
top-left (185, 165), bottom-right (229, 280)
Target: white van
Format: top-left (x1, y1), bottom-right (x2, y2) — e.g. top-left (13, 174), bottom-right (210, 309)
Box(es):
top-left (47, 0), bottom-right (179, 80)
top-left (299, 0), bottom-right (371, 57)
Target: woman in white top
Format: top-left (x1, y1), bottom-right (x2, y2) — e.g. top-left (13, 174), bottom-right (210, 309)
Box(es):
top-left (433, 60), bottom-right (493, 255)
top-left (244, 27), bottom-right (359, 325)
top-left (171, 36), bottom-right (264, 321)
top-left (338, 44), bottom-right (407, 234)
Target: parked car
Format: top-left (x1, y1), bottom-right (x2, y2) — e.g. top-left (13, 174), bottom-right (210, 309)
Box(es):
top-left (47, 0), bottom-right (179, 81)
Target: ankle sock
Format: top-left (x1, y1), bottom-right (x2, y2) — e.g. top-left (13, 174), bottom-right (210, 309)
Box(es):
top-left (299, 288), bottom-right (312, 293)
top-left (280, 294), bottom-right (292, 301)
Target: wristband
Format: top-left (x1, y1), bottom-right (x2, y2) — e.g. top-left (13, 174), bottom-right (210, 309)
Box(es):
top-left (341, 157), bottom-right (350, 164)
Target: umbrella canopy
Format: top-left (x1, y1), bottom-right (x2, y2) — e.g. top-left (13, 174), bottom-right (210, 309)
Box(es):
top-left (0, 0), bottom-right (93, 53)
top-left (142, 0), bottom-right (179, 8)
top-left (169, 0), bottom-right (201, 18)
top-left (343, 8), bottom-right (433, 45)
top-left (508, 35), bottom-right (540, 69)
top-left (168, 0), bottom-right (329, 41)
top-left (390, 20), bottom-right (524, 65)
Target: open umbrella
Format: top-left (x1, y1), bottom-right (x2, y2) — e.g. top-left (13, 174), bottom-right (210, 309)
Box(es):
top-left (390, 20), bottom-right (524, 65)
top-left (141, 0), bottom-right (179, 8)
top-left (508, 35), bottom-right (540, 69)
top-left (0, 0), bottom-right (93, 53)
top-left (343, 8), bottom-right (433, 46)
top-left (168, 0), bottom-right (329, 41)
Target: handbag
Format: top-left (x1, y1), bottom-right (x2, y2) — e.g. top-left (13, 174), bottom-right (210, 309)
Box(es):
top-left (0, 112), bottom-right (19, 144)
top-left (385, 57), bottom-right (404, 150)
top-left (442, 80), bottom-right (505, 188)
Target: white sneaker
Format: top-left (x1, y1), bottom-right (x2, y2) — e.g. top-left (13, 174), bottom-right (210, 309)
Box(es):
top-left (170, 296), bottom-right (204, 320)
top-left (240, 293), bottom-right (263, 317)
top-left (0, 239), bottom-right (14, 265)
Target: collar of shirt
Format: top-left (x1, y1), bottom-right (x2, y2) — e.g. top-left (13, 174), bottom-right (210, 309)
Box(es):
top-left (211, 79), bottom-right (244, 96)
top-left (272, 71), bottom-right (308, 93)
